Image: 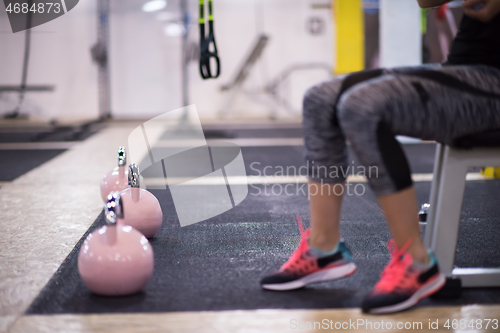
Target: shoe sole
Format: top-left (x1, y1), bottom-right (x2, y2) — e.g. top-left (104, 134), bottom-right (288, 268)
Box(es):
top-left (367, 273), bottom-right (446, 314)
top-left (261, 262), bottom-right (357, 291)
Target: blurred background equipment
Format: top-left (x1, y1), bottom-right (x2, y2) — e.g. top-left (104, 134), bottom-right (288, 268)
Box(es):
top-left (92, 0), bottom-right (112, 120)
top-left (1, 5), bottom-right (55, 119)
top-left (264, 62), bottom-right (332, 116)
top-left (307, 16), bottom-right (325, 35)
top-left (199, 0), bottom-right (220, 80)
top-left (219, 35), bottom-right (270, 118)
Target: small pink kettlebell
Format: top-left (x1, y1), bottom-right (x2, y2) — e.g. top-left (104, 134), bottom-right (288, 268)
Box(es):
top-left (120, 164), bottom-right (163, 238)
top-left (100, 147), bottom-right (145, 202)
top-left (100, 147), bottom-right (129, 202)
top-left (78, 192), bottom-right (154, 296)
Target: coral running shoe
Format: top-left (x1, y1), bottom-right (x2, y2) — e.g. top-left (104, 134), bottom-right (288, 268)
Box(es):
top-left (362, 239), bottom-right (446, 314)
top-left (260, 217), bottom-right (356, 291)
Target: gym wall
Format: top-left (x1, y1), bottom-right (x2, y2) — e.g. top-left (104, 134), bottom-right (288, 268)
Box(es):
top-left (0, 0), bottom-right (98, 122)
top-left (112, 0), bottom-right (334, 119)
top-left (0, 0), bottom-right (333, 121)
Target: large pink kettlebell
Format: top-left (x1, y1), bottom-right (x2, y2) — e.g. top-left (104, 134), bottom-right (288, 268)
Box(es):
top-left (120, 164), bottom-right (163, 238)
top-left (78, 192), bottom-right (154, 296)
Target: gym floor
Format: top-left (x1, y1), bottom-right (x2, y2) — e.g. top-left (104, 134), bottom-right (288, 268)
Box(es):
top-left (0, 119), bottom-right (499, 333)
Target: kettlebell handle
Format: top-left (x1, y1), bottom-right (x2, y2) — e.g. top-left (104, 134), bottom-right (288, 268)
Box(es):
top-left (105, 191), bottom-right (124, 224)
top-left (128, 163), bottom-right (141, 188)
top-left (118, 147), bottom-right (126, 167)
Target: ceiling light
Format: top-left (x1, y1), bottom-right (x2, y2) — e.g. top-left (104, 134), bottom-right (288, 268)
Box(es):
top-left (163, 23), bottom-right (185, 37)
top-left (142, 0), bottom-right (167, 13)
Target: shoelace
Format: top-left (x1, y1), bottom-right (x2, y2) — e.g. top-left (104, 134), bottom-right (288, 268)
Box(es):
top-left (374, 238), bottom-right (414, 292)
top-left (280, 216), bottom-right (308, 271)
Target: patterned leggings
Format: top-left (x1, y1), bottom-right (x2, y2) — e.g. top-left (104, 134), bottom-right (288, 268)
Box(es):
top-left (303, 64), bottom-right (500, 196)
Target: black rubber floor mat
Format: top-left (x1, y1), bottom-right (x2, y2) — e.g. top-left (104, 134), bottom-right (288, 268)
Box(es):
top-left (0, 150), bottom-right (65, 181)
top-left (0, 124), bottom-right (104, 143)
top-left (197, 127), bottom-right (303, 139)
top-left (26, 180), bottom-right (500, 315)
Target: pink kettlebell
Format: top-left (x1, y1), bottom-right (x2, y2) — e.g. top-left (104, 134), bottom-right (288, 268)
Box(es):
top-left (120, 164), bottom-right (163, 238)
top-left (78, 192), bottom-right (154, 296)
top-left (100, 147), bottom-right (129, 202)
top-left (100, 147), bottom-right (146, 202)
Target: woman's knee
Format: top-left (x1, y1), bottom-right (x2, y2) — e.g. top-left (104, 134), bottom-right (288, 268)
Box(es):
top-left (336, 88), bottom-right (377, 135)
top-left (335, 73), bottom-right (396, 133)
top-left (302, 79), bottom-right (343, 120)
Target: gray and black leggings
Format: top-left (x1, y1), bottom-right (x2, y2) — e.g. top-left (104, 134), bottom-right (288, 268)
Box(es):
top-left (303, 64), bottom-right (500, 196)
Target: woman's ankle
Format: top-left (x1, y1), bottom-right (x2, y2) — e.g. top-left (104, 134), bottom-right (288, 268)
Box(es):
top-left (408, 241), bottom-right (430, 266)
top-left (308, 232), bottom-right (340, 252)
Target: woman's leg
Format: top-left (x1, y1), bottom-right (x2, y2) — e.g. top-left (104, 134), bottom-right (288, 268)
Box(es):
top-left (338, 65), bottom-right (500, 252)
top-left (336, 64), bottom-right (500, 313)
top-left (260, 70), bottom-right (385, 290)
top-left (378, 187), bottom-right (429, 264)
top-left (302, 78), bottom-right (346, 251)
top-left (303, 70), bottom-right (385, 252)
top-left (308, 180), bottom-right (344, 252)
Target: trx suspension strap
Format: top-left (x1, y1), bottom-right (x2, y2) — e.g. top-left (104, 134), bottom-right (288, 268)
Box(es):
top-left (199, 0), bottom-right (220, 79)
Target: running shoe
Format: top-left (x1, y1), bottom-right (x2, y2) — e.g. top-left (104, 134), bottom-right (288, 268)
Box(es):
top-left (260, 217), bottom-right (357, 291)
top-left (361, 239), bottom-right (446, 314)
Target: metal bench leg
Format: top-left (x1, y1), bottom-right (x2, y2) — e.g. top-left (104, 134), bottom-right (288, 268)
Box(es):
top-left (429, 146), bottom-right (468, 277)
top-left (427, 145), bottom-right (500, 288)
top-left (424, 143), bottom-right (444, 248)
